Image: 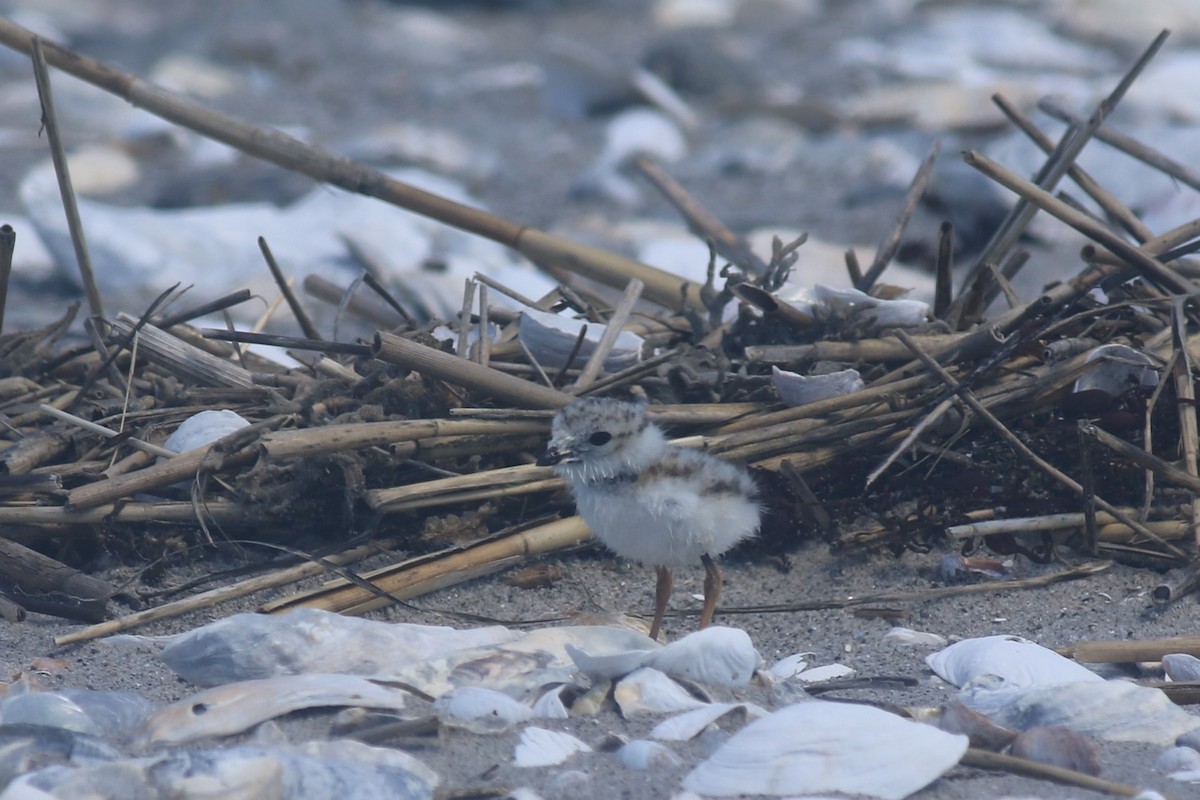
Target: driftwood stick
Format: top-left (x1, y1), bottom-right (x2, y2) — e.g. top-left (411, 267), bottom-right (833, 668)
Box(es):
top-left (1059, 636), bottom-right (1200, 663)
top-left (54, 537), bottom-right (402, 645)
top-left (859, 140), bottom-right (939, 292)
top-left (572, 277), bottom-right (643, 391)
top-left (933, 221), bottom-right (953, 320)
top-left (1153, 562), bottom-right (1200, 606)
top-left (895, 330), bottom-right (1187, 559)
top-left (959, 748), bottom-right (1142, 798)
top-left (0, 536), bottom-right (113, 622)
top-left (258, 236), bottom-right (321, 340)
top-left (373, 331), bottom-right (572, 409)
top-left (111, 314), bottom-right (258, 389)
top-left (0, 223), bottom-right (13, 334)
top-left (0, 501), bottom-right (267, 527)
top-left (0, 19), bottom-right (701, 310)
top-left (259, 418), bottom-right (548, 461)
top-left (1078, 421), bottom-right (1200, 494)
top-left (964, 150), bottom-right (1194, 297)
top-left (29, 38), bottom-right (103, 319)
top-left (260, 516), bottom-right (591, 616)
top-left (631, 156), bottom-right (767, 276)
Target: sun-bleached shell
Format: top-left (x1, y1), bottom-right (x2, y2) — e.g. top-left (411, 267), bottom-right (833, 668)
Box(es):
top-left (647, 627), bottom-right (761, 687)
top-left (1073, 343), bottom-right (1158, 396)
top-left (1164, 653), bottom-right (1200, 682)
top-left (792, 663), bottom-right (856, 684)
top-left (514, 727), bottom-right (592, 768)
top-left (767, 652), bottom-right (812, 680)
top-left (650, 702), bottom-right (769, 742)
top-left (782, 284), bottom-right (930, 330)
top-left (771, 366), bottom-right (865, 407)
top-left (159, 608), bottom-right (518, 686)
top-left (517, 308), bottom-right (644, 372)
top-left (682, 700), bottom-right (968, 799)
top-left (926, 635), bottom-right (1101, 689)
top-left (962, 680), bottom-right (1200, 745)
top-left (614, 668), bottom-right (708, 717)
top-left (566, 626), bottom-right (757, 687)
top-left (140, 674), bottom-right (412, 746)
top-left (431, 687), bottom-right (534, 733)
top-left (5, 738), bottom-right (437, 800)
top-left (162, 410), bottom-right (251, 454)
top-left (531, 686), bottom-right (570, 720)
top-left (618, 739), bottom-right (682, 770)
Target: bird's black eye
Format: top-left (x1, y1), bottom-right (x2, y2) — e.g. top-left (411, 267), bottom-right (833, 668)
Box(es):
top-left (588, 431), bottom-right (612, 446)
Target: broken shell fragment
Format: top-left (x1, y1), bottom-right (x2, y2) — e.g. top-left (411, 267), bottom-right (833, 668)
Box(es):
top-left (517, 308), bottom-right (644, 371)
top-left (614, 668), bottom-right (708, 717)
top-left (514, 727), bottom-right (592, 768)
top-left (1072, 343), bottom-right (1159, 397)
top-left (771, 366), bottom-right (864, 407)
top-left (617, 739), bottom-right (682, 770)
top-left (646, 627), bottom-right (761, 687)
top-left (650, 702), bottom-right (768, 742)
top-left (431, 686), bottom-right (534, 733)
top-left (926, 635), bottom-right (1101, 689)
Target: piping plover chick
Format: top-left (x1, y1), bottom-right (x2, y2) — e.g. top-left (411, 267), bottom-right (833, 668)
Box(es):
top-left (538, 397), bottom-right (761, 640)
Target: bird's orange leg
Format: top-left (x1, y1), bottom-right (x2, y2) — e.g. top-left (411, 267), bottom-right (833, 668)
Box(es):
top-left (650, 566), bottom-right (673, 641)
top-left (699, 554), bottom-right (723, 628)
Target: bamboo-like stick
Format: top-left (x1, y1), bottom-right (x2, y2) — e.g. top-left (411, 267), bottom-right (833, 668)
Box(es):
top-left (66, 416), bottom-right (285, 510)
top-left (54, 537), bottom-right (401, 646)
top-left (1078, 421), bottom-right (1200, 494)
top-left (859, 140), bottom-right (939, 291)
top-left (959, 748), bottom-right (1142, 798)
top-left (365, 463), bottom-right (555, 511)
top-left (745, 335), bottom-right (968, 364)
top-left (38, 404), bottom-right (175, 458)
top-left (945, 512), bottom-right (1184, 542)
top-left (373, 331), bottom-right (572, 409)
top-left (895, 330), bottom-right (1187, 558)
top-left (964, 150), bottom-right (1194, 297)
top-left (110, 315), bottom-right (258, 389)
top-left (0, 19), bottom-right (701, 311)
top-left (572, 277), bottom-right (643, 391)
top-left (29, 38), bottom-right (103, 319)
top-left (0, 500), bottom-right (266, 526)
top-left (259, 418), bottom-right (548, 461)
top-left (376, 479), bottom-right (565, 514)
top-left (1059, 636), bottom-right (1200, 663)
top-left (0, 224), bottom-right (13, 334)
top-left (260, 516), bottom-right (591, 616)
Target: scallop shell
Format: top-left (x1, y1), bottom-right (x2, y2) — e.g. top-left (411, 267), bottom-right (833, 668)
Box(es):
top-left (767, 652), bottom-right (811, 680)
top-left (163, 409), bottom-right (251, 454)
top-left (513, 727), bottom-right (592, 768)
top-left (1164, 653), bottom-right (1200, 682)
top-left (682, 700), bottom-right (968, 799)
top-left (614, 668), bottom-right (708, 717)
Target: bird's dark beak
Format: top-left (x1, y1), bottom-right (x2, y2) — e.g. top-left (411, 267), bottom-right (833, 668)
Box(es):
top-left (537, 446), bottom-right (566, 467)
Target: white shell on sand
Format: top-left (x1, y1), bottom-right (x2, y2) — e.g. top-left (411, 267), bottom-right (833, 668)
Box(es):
top-left (647, 627), bottom-right (761, 688)
top-left (618, 739), bottom-right (682, 770)
top-left (783, 285), bottom-right (929, 330)
top-left (431, 687), bottom-right (534, 733)
top-left (682, 700), bottom-right (968, 799)
top-left (883, 627), bottom-right (948, 648)
top-left (531, 686), bottom-right (570, 720)
top-left (158, 608), bottom-right (518, 686)
top-left (926, 635), bottom-right (1101, 689)
top-left (4, 739), bottom-right (437, 800)
top-left (767, 652), bottom-right (811, 680)
top-left (140, 674), bottom-right (412, 746)
top-left (793, 663), bottom-right (856, 684)
top-left (650, 702), bottom-right (769, 742)
top-left (962, 680), bottom-right (1200, 746)
top-left (772, 366), bottom-right (864, 408)
top-left (614, 668), bottom-right (708, 717)
top-left (1164, 654), bottom-right (1200, 682)
top-left (514, 727), bottom-right (592, 768)
top-left (162, 410), bottom-right (251, 454)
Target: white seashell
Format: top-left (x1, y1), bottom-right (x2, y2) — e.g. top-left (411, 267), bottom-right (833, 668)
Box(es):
top-left (140, 674), bottom-right (411, 746)
top-left (431, 687), bottom-right (533, 733)
top-left (159, 608), bottom-right (518, 686)
top-left (614, 668), bottom-right (708, 717)
top-left (793, 663), bottom-right (856, 684)
top-left (0, 693), bottom-right (101, 737)
top-left (647, 627), bottom-right (761, 688)
top-left (531, 686), bottom-right (569, 720)
top-left (964, 680), bottom-right (1200, 745)
top-left (650, 702), bottom-right (769, 742)
top-left (1156, 746), bottom-right (1200, 782)
top-left (653, 0), bottom-right (735, 28)
top-left (883, 627), bottom-right (948, 648)
top-left (517, 309), bottom-right (643, 372)
top-left (926, 635), bottom-right (1101, 689)
top-left (771, 366), bottom-right (864, 408)
top-left (163, 410), bottom-right (251, 454)
top-left (682, 700), bottom-right (969, 799)
top-left (503, 790), bottom-right (545, 800)
top-left (514, 727), bottom-right (592, 768)
top-left (1164, 654), bottom-right (1200, 682)
top-left (1073, 344), bottom-right (1158, 397)
top-left (617, 739), bottom-right (682, 770)
top-left (768, 652), bottom-right (811, 680)
top-left (782, 284), bottom-right (929, 330)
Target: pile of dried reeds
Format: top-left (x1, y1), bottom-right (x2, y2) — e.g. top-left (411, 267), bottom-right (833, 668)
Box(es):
top-left (0, 22), bottom-right (1198, 642)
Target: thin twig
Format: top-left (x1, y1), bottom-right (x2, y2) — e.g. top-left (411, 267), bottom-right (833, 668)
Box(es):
top-left (29, 38), bottom-right (103, 318)
top-left (0, 224), bottom-right (13, 334)
top-left (258, 236), bottom-right (321, 340)
top-left (859, 140), bottom-right (939, 292)
top-left (573, 278), bottom-right (644, 391)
